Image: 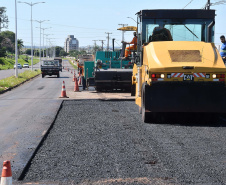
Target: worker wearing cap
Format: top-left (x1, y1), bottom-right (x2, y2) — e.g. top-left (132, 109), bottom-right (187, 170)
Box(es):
top-left (123, 32), bottom-right (137, 59)
top-left (220, 35), bottom-right (226, 63)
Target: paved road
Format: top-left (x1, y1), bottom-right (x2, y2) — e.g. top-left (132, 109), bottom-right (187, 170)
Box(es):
top-left (0, 62), bottom-right (41, 80)
top-left (0, 60), bottom-right (75, 180)
top-left (21, 100), bottom-right (226, 185)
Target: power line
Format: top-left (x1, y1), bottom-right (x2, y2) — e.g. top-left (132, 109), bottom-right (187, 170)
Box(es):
top-left (183, 0), bottom-right (195, 9)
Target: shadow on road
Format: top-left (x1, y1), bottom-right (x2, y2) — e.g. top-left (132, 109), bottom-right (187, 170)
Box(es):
top-left (44, 77), bottom-right (69, 78)
top-left (147, 113), bottom-right (226, 127)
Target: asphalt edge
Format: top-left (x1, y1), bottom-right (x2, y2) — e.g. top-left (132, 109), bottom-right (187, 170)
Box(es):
top-left (0, 73), bottom-right (41, 95)
top-left (17, 100), bottom-right (64, 181)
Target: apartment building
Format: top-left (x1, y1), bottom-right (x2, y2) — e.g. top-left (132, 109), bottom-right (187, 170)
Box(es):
top-left (64, 35), bottom-right (79, 53)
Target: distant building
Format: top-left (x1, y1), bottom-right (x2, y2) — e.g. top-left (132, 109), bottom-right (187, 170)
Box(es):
top-left (64, 35), bottom-right (79, 53)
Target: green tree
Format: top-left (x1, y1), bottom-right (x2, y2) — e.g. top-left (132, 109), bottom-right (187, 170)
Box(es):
top-left (0, 7), bottom-right (9, 32)
top-left (25, 49), bottom-right (31, 55)
top-left (0, 47), bottom-right (6, 57)
top-left (0, 31), bottom-right (24, 54)
top-left (59, 50), bottom-right (67, 57)
top-left (55, 46), bottom-right (64, 57)
top-left (0, 31), bottom-right (15, 43)
top-left (17, 39), bottom-right (24, 55)
top-left (69, 50), bottom-right (87, 58)
top-left (1, 37), bottom-right (14, 52)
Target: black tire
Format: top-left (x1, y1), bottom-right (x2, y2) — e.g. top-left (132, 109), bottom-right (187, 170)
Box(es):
top-left (42, 74), bottom-right (44, 78)
top-left (82, 76), bottom-right (86, 90)
top-left (96, 86), bottom-right (102, 92)
top-left (141, 83), bottom-right (151, 123)
top-left (131, 84), bottom-right (136, 96)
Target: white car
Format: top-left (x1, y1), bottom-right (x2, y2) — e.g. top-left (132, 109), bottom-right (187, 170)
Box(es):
top-left (14, 63), bottom-right (22, 69)
top-left (23, 63), bottom-right (29, 68)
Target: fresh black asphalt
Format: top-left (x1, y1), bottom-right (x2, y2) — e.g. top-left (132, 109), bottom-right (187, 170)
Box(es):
top-left (21, 100), bottom-right (226, 184)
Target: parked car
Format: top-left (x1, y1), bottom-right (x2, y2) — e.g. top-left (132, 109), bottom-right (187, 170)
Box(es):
top-left (23, 63), bottom-right (29, 68)
top-left (14, 63), bottom-right (22, 69)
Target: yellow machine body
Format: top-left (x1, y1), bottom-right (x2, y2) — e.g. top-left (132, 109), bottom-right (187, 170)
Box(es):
top-left (134, 41), bottom-right (226, 109)
top-left (132, 9), bottom-right (226, 122)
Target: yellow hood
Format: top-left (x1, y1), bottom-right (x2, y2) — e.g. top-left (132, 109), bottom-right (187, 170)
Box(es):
top-left (143, 41), bottom-right (226, 72)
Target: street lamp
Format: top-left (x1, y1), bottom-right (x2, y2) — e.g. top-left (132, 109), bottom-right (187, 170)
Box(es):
top-left (18, 1), bottom-right (45, 71)
top-left (47, 38), bottom-right (56, 58)
top-left (15, 0), bottom-right (18, 77)
top-left (41, 27), bottom-right (51, 58)
top-left (44, 34), bottom-right (53, 58)
top-left (127, 17), bottom-right (138, 24)
top-left (34, 20), bottom-right (49, 68)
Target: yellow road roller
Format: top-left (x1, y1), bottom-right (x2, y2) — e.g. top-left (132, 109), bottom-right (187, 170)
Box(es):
top-left (132, 9), bottom-right (226, 122)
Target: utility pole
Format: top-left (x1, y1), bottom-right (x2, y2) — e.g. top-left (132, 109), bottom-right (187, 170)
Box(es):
top-left (118, 23), bottom-right (128, 42)
top-left (92, 40), bottom-right (98, 54)
top-left (105, 32), bottom-right (112, 51)
top-left (207, 0), bottom-right (210, 10)
top-left (99, 40), bottom-right (105, 51)
top-left (92, 40), bottom-right (98, 47)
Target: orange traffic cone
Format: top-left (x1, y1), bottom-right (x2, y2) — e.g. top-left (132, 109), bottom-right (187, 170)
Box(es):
top-left (73, 74), bottom-right (76, 82)
top-left (59, 81), bottom-right (69, 98)
top-left (74, 78), bottom-right (79, 92)
top-left (1, 161), bottom-right (12, 185)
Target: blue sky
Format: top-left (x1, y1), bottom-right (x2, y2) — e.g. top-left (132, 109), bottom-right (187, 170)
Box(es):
top-left (1, 0), bottom-right (226, 48)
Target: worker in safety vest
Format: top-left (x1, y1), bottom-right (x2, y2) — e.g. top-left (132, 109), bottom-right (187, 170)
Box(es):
top-left (122, 32), bottom-right (137, 59)
top-left (220, 35), bottom-right (226, 63)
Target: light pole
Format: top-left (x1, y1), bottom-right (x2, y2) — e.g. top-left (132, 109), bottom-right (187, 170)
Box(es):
top-left (18, 1), bottom-right (45, 71)
top-left (35, 20), bottom-right (49, 68)
top-left (47, 38), bottom-right (56, 58)
top-left (41, 27), bottom-right (51, 58)
top-left (127, 17), bottom-right (138, 24)
top-left (15, 0), bottom-right (18, 77)
top-left (118, 24), bottom-right (128, 42)
top-left (44, 34), bottom-right (53, 58)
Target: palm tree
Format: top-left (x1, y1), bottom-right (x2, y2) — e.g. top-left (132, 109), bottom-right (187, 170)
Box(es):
top-left (17, 39), bottom-right (24, 56)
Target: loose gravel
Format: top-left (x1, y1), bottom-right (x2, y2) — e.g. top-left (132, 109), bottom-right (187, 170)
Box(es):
top-left (22, 100), bottom-right (226, 184)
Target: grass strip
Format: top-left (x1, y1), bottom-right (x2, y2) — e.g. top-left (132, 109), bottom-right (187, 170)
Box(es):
top-left (63, 58), bottom-right (78, 69)
top-left (0, 57), bottom-right (39, 70)
top-left (0, 69), bottom-right (41, 92)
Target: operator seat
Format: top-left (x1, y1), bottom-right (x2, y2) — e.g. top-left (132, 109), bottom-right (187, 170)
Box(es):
top-left (149, 27), bottom-right (173, 42)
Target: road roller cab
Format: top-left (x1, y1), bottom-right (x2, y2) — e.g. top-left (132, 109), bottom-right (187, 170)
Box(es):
top-left (132, 9), bottom-right (226, 122)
